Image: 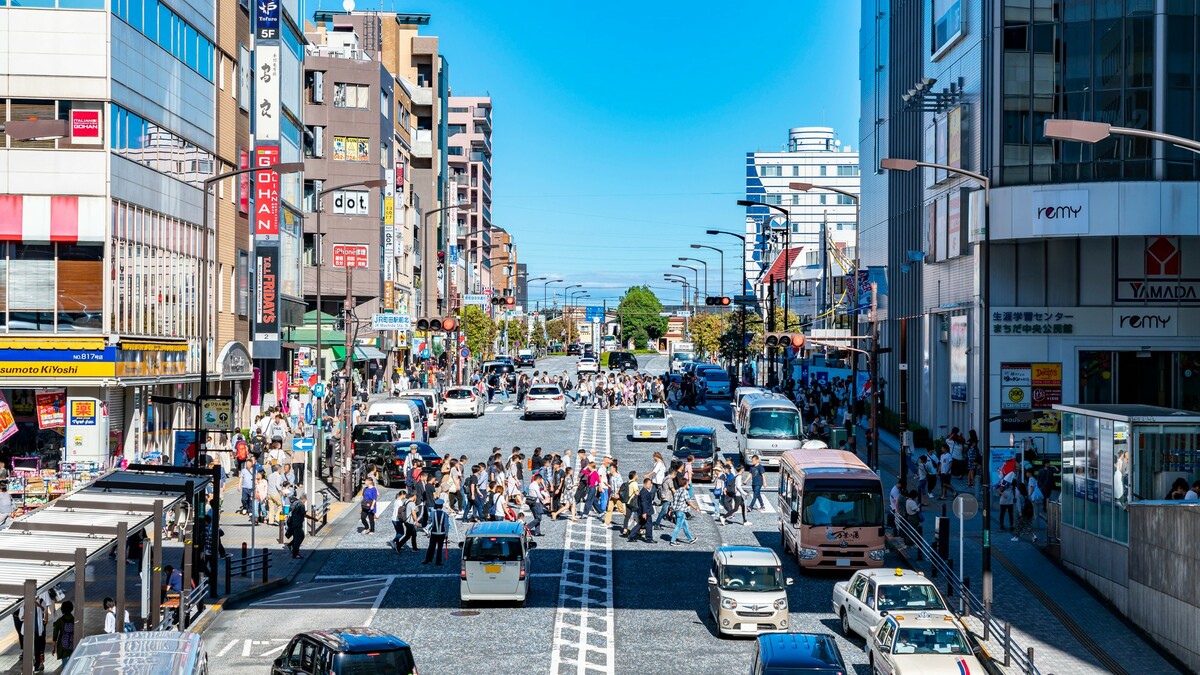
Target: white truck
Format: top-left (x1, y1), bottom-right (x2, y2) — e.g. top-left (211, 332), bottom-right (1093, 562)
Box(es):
top-left (668, 341), bottom-right (694, 373)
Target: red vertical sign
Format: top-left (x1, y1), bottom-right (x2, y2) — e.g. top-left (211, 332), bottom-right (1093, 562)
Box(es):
top-left (254, 146), bottom-right (281, 236)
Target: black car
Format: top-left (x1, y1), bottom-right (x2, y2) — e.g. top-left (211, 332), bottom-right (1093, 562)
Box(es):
top-left (751, 632), bottom-right (847, 674)
top-left (273, 627), bottom-right (416, 675)
top-left (361, 439), bottom-right (441, 487)
top-left (351, 423), bottom-right (402, 461)
top-left (566, 343), bottom-right (582, 355)
top-left (483, 360), bottom-right (518, 387)
top-left (608, 351), bottom-right (638, 371)
top-left (514, 350), bottom-right (536, 368)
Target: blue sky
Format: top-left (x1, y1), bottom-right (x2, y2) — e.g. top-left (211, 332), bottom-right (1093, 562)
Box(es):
top-left (315, 0), bottom-right (862, 307)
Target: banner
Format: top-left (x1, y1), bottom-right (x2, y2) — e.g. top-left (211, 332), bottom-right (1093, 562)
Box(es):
top-left (949, 316), bottom-right (968, 402)
top-left (253, 146), bottom-right (281, 237)
top-left (254, 246), bottom-right (281, 358)
top-left (0, 391), bottom-right (17, 442)
top-left (275, 371), bottom-right (290, 411)
top-left (36, 390), bottom-right (66, 429)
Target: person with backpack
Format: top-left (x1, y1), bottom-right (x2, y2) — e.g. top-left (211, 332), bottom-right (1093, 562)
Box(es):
top-left (1012, 483), bottom-right (1036, 543)
top-left (619, 471), bottom-right (640, 535)
top-left (720, 465), bottom-right (749, 526)
top-left (286, 494), bottom-right (308, 559)
top-left (52, 600), bottom-right (76, 663)
top-left (103, 597), bottom-right (132, 634)
top-left (526, 474), bottom-right (549, 536)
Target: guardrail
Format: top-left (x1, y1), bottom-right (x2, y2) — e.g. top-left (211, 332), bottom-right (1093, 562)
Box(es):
top-left (224, 545), bottom-right (272, 595)
top-left (309, 490), bottom-right (332, 535)
top-left (893, 511), bottom-right (1041, 674)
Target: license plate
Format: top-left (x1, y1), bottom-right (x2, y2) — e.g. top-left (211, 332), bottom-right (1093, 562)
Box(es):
top-left (485, 564), bottom-right (501, 574)
top-left (640, 431), bottom-right (651, 437)
top-left (836, 559), bottom-right (851, 567)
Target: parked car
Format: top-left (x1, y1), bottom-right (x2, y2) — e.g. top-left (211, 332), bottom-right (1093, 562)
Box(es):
top-left (750, 632), bottom-right (848, 675)
top-left (442, 385), bottom-right (486, 417)
top-left (631, 401), bottom-right (673, 441)
top-left (351, 422), bottom-right (404, 462)
top-left (670, 426), bottom-right (718, 482)
top-left (273, 628), bottom-right (416, 675)
top-left (833, 568), bottom-right (949, 640)
top-left (524, 384), bottom-right (567, 420)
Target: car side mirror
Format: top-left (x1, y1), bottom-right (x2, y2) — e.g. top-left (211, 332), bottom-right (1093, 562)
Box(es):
top-left (273, 657), bottom-right (284, 667)
top-left (707, 575), bottom-right (717, 585)
top-left (458, 542), bottom-right (465, 549)
top-left (528, 541), bottom-right (538, 550)
top-left (786, 578), bottom-right (794, 586)
top-left (790, 511), bottom-right (800, 526)
top-left (879, 644), bottom-right (891, 654)
top-left (666, 445), bottom-right (673, 451)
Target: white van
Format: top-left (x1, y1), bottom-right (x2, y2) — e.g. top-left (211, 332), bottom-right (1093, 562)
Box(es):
top-left (64, 632), bottom-right (208, 674)
top-left (366, 399), bottom-right (424, 443)
top-left (731, 387), bottom-right (766, 428)
top-left (396, 388), bottom-right (442, 437)
top-left (737, 396), bottom-right (803, 467)
top-left (459, 521), bottom-right (538, 607)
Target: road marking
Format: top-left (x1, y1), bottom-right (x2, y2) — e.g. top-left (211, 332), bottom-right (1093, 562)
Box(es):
top-left (363, 575), bottom-right (396, 628)
top-left (232, 639), bottom-right (291, 660)
top-left (216, 638), bottom-right (239, 658)
top-left (315, 573), bottom-right (563, 580)
top-left (249, 578), bottom-right (392, 608)
top-left (695, 492), bottom-right (776, 515)
top-left (550, 408), bottom-right (615, 675)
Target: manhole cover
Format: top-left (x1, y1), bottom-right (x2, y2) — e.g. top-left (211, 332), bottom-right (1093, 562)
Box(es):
top-left (451, 610), bottom-right (480, 617)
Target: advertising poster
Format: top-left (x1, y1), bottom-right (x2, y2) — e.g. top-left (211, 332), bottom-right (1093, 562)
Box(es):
top-left (935, 114), bottom-right (948, 182)
top-left (254, 246), bottom-right (281, 359)
top-left (949, 316), bottom-right (968, 402)
top-left (947, 106), bottom-right (962, 169)
top-left (947, 189), bottom-right (962, 258)
top-left (253, 146), bottom-right (281, 237)
top-left (1000, 362), bottom-right (1061, 432)
top-left (0, 392), bottom-right (17, 443)
top-left (36, 390), bottom-right (66, 429)
top-left (69, 399), bottom-right (97, 426)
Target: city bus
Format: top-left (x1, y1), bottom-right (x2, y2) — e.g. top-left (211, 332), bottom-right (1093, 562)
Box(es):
top-left (778, 449), bottom-right (886, 570)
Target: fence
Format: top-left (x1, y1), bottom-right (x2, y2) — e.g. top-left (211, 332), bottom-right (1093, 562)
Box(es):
top-left (310, 490), bottom-right (332, 535)
top-left (1045, 500), bottom-right (1061, 543)
top-left (893, 511), bottom-right (1041, 674)
top-left (223, 545), bottom-right (273, 595)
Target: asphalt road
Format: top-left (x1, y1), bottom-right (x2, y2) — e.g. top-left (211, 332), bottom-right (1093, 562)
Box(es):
top-left (203, 354), bottom-right (885, 674)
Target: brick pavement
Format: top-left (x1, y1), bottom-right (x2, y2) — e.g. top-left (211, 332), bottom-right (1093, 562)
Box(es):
top-left (870, 426), bottom-right (1183, 675)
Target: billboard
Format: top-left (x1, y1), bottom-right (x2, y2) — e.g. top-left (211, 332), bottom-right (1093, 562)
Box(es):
top-left (254, 146), bottom-right (281, 237)
top-left (949, 316), bottom-right (967, 402)
top-left (254, 246), bottom-right (281, 358)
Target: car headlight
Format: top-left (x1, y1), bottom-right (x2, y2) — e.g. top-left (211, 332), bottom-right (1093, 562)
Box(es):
top-left (869, 549), bottom-right (886, 561)
top-left (720, 597), bottom-right (737, 609)
top-left (773, 598), bottom-right (787, 610)
top-left (798, 547), bottom-right (819, 560)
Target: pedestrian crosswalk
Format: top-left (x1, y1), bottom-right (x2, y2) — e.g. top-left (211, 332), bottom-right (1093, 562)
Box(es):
top-left (475, 402), bottom-right (732, 414)
top-left (694, 492), bottom-right (777, 515)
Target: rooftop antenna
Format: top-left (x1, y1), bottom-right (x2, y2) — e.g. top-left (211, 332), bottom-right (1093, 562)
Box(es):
top-left (343, 0), bottom-right (354, 11)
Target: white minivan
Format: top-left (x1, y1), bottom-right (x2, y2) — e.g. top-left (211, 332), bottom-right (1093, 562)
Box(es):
top-left (365, 399), bottom-right (425, 443)
top-left (736, 395), bottom-right (803, 467)
top-left (396, 388), bottom-right (443, 436)
top-left (459, 521), bottom-right (537, 607)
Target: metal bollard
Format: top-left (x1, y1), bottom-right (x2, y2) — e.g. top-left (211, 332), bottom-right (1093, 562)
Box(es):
top-left (1003, 621), bottom-right (1012, 667)
top-left (225, 556), bottom-right (232, 595)
top-left (241, 541), bottom-right (248, 573)
top-left (278, 517), bottom-right (286, 544)
top-left (261, 547), bottom-right (270, 582)
top-left (1026, 646), bottom-right (1035, 673)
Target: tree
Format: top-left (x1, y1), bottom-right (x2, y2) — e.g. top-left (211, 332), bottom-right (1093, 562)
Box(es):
top-left (461, 305), bottom-right (497, 362)
top-left (616, 285), bottom-right (667, 344)
top-left (527, 320), bottom-right (548, 349)
top-left (546, 317), bottom-right (570, 346)
top-left (627, 327), bottom-right (649, 350)
top-left (687, 313), bottom-right (724, 358)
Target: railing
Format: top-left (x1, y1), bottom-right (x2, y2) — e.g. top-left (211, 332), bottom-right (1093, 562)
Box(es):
top-left (893, 511), bottom-right (1041, 674)
top-left (154, 576), bottom-right (210, 632)
top-left (310, 490), bottom-right (332, 535)
top-left (223, 546), bottom-right (273, 595)
top-left (1045, 500), bottom-right (1061, 543)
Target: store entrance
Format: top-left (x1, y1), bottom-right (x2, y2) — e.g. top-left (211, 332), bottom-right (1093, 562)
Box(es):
top-left (1116, 351), bottom-right (1172, 407)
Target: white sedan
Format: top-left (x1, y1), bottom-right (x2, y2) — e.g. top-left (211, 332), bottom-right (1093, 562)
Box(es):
top-left (441, 386), bottom-right (485, 418)
top-left (524, 384), bottom-right (567, 420)
top-left (577, 357), bottom-right (600, 373)
top-left (867, 612), bottom-right (984, 675)
top-left (630, 402), bottom-right (673, 441)
top-left (833, 568), bottom-right (949, 640)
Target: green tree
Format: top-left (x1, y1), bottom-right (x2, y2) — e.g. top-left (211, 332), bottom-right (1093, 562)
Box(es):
top-left (528, 320), bottom-right (548, 349)
top-left (461, 305), bottom-right (497, 361)
top-left (616, 285), bottom-right (667, 344)
top-left (687, 312), bottom-right (724, 358)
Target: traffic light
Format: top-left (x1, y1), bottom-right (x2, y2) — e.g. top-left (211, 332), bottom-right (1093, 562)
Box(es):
top-left (504, 296), bottom-right (516, 307)
top-left (705, 296), bottom-right (732, 306)
top-left (416, 317), bottom-right (458, 332)
top-left (764, 332), bottom-right (805, 348)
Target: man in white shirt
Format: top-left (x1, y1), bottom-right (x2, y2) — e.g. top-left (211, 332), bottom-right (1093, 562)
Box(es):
top-left (889, 483), bottom-right (902, 533)
top-left (103, 597), bottom-right (130, 634)
top-left (526, 474), bottom-right (549, 536)
top-left (1186, 481), bottom-right (1200, 501)
top-left (938, 446), bottom-right (954, 499)
top-left (266, 465), bottom-right (284, 524)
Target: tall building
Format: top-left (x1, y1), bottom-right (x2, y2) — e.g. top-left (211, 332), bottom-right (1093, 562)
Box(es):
top-left (0, 0), bottom-right (301, 463)
top-left (861, 1), bottom-right (1200, 662)
top-left (446, 96), bottom-right (493, 298)
top-left (744, 128), bottom-right (860, 330)
top-left (490, 226), bottom-right (517, 300)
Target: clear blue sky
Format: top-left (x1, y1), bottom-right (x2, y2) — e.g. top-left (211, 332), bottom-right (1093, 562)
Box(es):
top-left (313, 0), bottom-right (862, 306)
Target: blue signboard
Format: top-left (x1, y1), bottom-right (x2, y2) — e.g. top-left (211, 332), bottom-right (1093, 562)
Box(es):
top-left (256, 0), bottom-right (280, 40)
top-left (304, 403), bottom-right (314, 425)
top-left (585, 306), bottom-right (604, 322)
top-left (292, 437), bottom-right (314, 453)
top-left (312, 383), bottom-right (327, 398)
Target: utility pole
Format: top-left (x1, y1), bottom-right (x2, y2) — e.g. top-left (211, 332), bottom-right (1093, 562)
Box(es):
top-left (341, 265), bottom-right (354, 500)
top-left (868, 283), bottom-right (882, 473)
top-left (899, 317), bottom-right (910, 494)
top-left (767, 281), bottom-right (777, 387)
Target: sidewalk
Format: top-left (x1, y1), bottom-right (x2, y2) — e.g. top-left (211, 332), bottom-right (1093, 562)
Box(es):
top-left (0, 474), bottom-right (354, 674)
top-left (868, 425), bottom-right (1183, 675)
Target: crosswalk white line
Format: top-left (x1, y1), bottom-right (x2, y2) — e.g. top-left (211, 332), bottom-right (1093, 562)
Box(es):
top-left (694, 492), bottom-right (776, 515)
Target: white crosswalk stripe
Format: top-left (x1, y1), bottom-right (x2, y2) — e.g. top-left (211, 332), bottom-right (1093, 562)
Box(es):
top-left (694, 492), bottom-right (776, 515)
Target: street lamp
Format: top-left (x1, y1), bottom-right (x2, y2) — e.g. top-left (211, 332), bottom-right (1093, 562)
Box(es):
top-left (678, 257), bottom-right (709, 298)
top-left (542, 279), bottom-right (564, 317)
top-left (671, 264), bottom-right (699, 307)
top-left (690, 243), bottom-right (725, 298)
top-left (881, 155), bottom-right (992, 608)
top-left (707, 229), bottom-right (748, 387)
top-left (423, 201), bottom-right (473, 314)
top-left (196, 158), bottom-right (302, 594)
top-left (664, 276), bottom-right (691, 333)
top-left (311, 178), bottom-right (386, 503)
top-left (1043, 119), bottom-right (1200, 153)
top-left (738, 199), bottom-right (793, 387)
top-left (790, 181), bottom-right (862, 416)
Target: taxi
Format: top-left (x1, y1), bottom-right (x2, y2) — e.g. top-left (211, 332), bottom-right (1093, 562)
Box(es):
top-left (832, 567), bottom-right (950, 640)
top-left (866, 611), bottom-right (984, 675)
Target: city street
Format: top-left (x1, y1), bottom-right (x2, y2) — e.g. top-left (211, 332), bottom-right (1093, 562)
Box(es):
top-left (201, 355), bottom-right (889, 674)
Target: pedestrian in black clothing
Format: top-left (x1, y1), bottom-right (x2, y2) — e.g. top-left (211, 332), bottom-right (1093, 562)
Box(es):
top-left (627, 478), bottom-right (656, 543)
top-left (286, 494), bottom-right (307, 558)
top-left (422, 499), bottom-right (450, 565)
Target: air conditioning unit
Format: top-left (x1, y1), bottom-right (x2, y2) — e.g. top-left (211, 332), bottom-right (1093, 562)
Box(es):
top-left (313, 127), bottom-right (324, 158)
top-left (313, 71), bottom-right (324, 104)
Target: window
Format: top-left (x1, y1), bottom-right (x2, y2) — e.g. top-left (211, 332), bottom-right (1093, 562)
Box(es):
top-left (114, 0), bottom-right (214, 81)
top-left (760, 165), bottom-right (782, 177)
top-left (836, 165), bottom-right (859, 176)
top-left (332, 136), bottom-right (370, 162)
top-left (333, 83), bottom-right (369, 109)
top-left (380, 91), bottom-right (389, 118)
top-left (764, 194), bottom-right (783, 206)
top-left (447, 124), bottom-right (466, 135)
top-left (110, 104), bottom-right (214, 187)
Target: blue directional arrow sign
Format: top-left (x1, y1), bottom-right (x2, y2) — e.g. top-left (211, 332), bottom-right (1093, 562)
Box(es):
top-left (304, 403), bottom-right (314, 425)
top-left (292, 438), bottom-right (315, 453)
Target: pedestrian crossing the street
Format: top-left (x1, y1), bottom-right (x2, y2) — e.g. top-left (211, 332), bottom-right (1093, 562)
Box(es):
top-left (477, 402), bottom-right (731, 414)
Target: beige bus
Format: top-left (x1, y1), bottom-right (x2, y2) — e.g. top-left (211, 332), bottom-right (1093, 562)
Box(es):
top-left (778, 449), bottom-right (886, 570)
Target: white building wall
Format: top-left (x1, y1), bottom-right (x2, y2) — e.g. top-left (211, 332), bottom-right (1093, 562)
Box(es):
top-left (0, 9), bottom-right (110, 100)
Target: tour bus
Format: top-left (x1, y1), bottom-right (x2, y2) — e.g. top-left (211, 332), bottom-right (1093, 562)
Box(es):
top-left (778, 449), bottom-right (886, 570)
top-left (736, 396), bottom-right (804, 467)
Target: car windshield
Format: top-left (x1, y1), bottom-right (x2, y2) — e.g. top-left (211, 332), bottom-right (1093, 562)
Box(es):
top-left (747, 410), bottom-right (800, 439)
top-left (400, 399), bottom-right (427, 415)
top-left (367, 414), bottom-right (411, 431)
top-left (353, 427), bottom-right (392, 442)
top-left (463, 536), bottom-right (524, 561)
top-left (674, 434), bottom-right (714, 458)
top-left (801, 488), bottom-right (884, 527)
top-left (336, 648), bottom-right (416, 675)
top-left (877, 584), bottom-right (947, 611)
top-left (529, 386), bottom-right (561, 396)
top-left (702, 370), bottom-right (729, 382)
top-left (446, 389), bottom-right (474, 399)
top-left (636, 407), bottom-right (665, 420)
top-left (720, 564), bottom-right (783, 592)
top-left (892, 627), bottom-right (971, 655)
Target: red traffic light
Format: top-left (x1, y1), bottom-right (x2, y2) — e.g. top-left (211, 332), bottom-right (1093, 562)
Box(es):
top-left (705, 296), bottom-right (732, 306)
top-left (505, 296), bottom-right (516, 306)
top-left (442, 318), bottom-right (458, 331)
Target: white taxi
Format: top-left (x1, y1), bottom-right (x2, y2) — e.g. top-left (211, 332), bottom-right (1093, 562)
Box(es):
top-left (867, 612), bottom-right (985, 675)
top-left (630, 402), bottom-right (673, 441)
top-left (833, 568), bottom-right (949, 640)
top-left (577, 357), bottom-right (600, 373)
top-left (523, 384), bottom-right (567, 420)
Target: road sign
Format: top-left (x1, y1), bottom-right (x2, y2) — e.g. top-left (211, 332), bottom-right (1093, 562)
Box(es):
top-left (675, 310), bottom-right (692, 318)
top-left (585, 306), bottom-right (605, 322)
top-left (292, 437), bottom-right (315, 453)
top-left (734, 294), bottom-right (757, 306)
top-left (953, 493), bottom-right (979, 520)
top-left (460, 347), bottom-right (470, 358)
top-left (331, 244), bottom-right (370, 269)
top-left (312, 383), bottom-right (327, 398)
top-left (304, 403), bottom-right (314, 425)
top-left (371, 313), bottom-right (411, 331)
top-left (200, 397), bottom-right (233, 431)
top-left (463, 294), bottom-right (488, 306)
top-left (483, 288), bottom-right (493, 296)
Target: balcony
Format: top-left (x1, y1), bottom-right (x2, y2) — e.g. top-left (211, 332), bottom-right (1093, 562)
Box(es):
top-left (472, 135), bottom-right (492, 157)
top-left (469, 152), bottom-right (491, 177)
top-left (413, 129), bottom-right (433, 159)
top-left (412, 86), bottom-right (433, 107)
top-left (473, 106), bottom-right (492, 131)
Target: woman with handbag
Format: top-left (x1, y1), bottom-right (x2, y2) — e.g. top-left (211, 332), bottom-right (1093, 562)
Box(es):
top-left (360, 477), bottom-right (378, 534)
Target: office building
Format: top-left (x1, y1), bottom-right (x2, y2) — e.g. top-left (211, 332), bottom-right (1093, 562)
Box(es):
top-left (447, 96), bottom-right (493, 299)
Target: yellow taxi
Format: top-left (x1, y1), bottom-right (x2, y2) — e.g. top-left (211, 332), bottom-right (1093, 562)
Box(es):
top-left (866, 611), bottom-right (985, 675)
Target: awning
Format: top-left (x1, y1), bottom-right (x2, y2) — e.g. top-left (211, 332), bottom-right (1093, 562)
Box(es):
top-left (288, 327), bottom-right (348, 346)
top-left (0, 337), bottom-right (107, 350)
top-left (330, 345), bottom-right (380, 361)
top-left (359, 346), bottom-right (387, 360)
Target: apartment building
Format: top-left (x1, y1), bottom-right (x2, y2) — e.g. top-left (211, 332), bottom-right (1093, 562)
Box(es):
top-left (490, 226), bottom-right (518, 300)
top-left (447, 96), bottom-right (493, 298)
